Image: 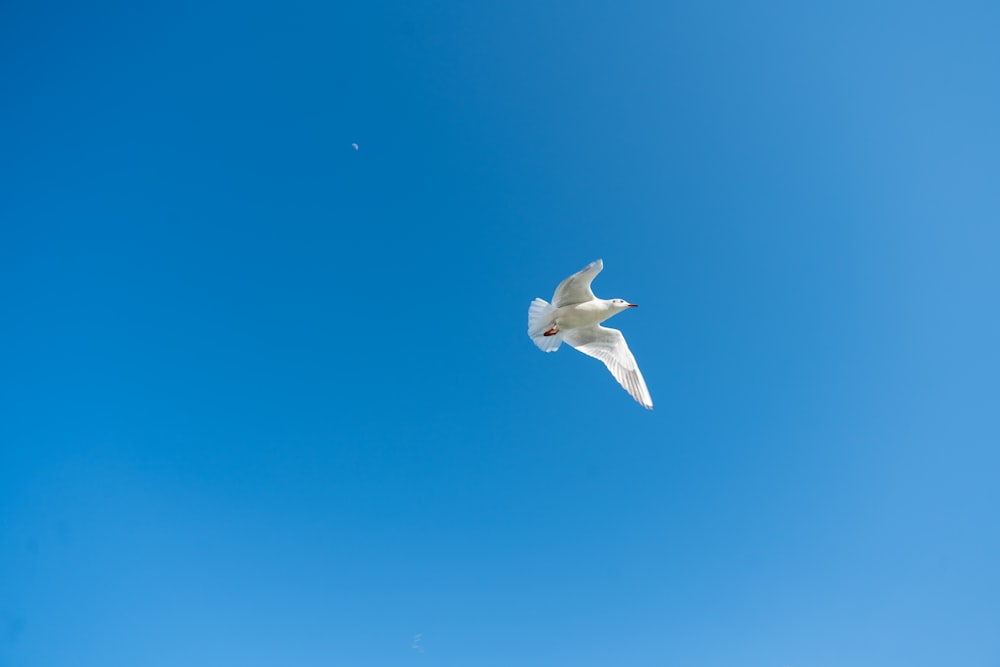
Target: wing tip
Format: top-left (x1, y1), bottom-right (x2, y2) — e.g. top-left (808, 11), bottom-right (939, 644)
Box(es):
top-left (633, 386), bottom-right (654, 410)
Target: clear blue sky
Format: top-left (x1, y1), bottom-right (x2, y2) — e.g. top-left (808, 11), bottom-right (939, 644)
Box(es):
top-left (3, 1), bottom-right (999, 665)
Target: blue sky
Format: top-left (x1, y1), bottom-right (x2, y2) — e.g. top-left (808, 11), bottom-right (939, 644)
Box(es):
top-left (3, 0), bottom-right (999, 665)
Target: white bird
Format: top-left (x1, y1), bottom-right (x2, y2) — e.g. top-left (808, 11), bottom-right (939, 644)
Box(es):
top-left (528, 259), bottom-right (653, 409)
top-left (351, 143), bottom-right (359, 150)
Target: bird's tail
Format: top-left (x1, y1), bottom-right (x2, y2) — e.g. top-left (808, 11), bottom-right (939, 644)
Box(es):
top-left (527, 298), bottom-right (562, 352)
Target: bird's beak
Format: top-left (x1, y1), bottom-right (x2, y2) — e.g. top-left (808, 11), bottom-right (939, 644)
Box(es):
top-left (628, 303), bottom-right (638, 307)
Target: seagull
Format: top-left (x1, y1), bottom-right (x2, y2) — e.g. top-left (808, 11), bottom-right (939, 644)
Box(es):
top-left (351, 143), bottom-right (359, 150)
top-left (528, 259), bottom-right (653, 409)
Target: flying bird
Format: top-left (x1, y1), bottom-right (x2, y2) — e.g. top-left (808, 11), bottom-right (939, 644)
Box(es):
top-left (528, 259), bottom-right (653, 409)
top-left (351, 143), bottom-right (359, 150)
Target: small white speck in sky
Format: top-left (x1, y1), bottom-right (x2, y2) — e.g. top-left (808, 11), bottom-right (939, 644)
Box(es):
top-left (351, 143), bottom-right (359, 151)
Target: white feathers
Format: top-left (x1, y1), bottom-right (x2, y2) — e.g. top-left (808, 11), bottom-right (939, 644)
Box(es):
top-left (528, 298), bottom-right (563, 352)
top-left (527, 259), bottom-right (653, 409)
top-left (552, 258), bottom-right (603, 307)
top-left (563, 325), bottom-right (653, 409)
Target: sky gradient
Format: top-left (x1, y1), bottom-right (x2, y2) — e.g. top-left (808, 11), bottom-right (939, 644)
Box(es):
top-left (3, 1), bottom-right (1000, 665)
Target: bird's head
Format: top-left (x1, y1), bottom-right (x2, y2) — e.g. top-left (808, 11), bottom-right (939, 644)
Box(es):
top-left (609, 298), bottom-right (639, 311)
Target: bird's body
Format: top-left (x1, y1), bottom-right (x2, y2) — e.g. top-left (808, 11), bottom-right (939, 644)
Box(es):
top-left (548, 299), bottom-right (617, 329)
top-left (528, 259), bottom-right (653, 409)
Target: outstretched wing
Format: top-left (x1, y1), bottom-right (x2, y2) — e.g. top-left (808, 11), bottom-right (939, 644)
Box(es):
top-left (563, 325), bottom-right (653, 409)
top-left (551, 259), bottom-right (603, 307)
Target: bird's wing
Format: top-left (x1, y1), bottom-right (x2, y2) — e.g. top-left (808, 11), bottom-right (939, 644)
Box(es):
top-left (563, 325), bottom-right (653, 409)
top-left (551, 259), bottom-right (603, 307)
